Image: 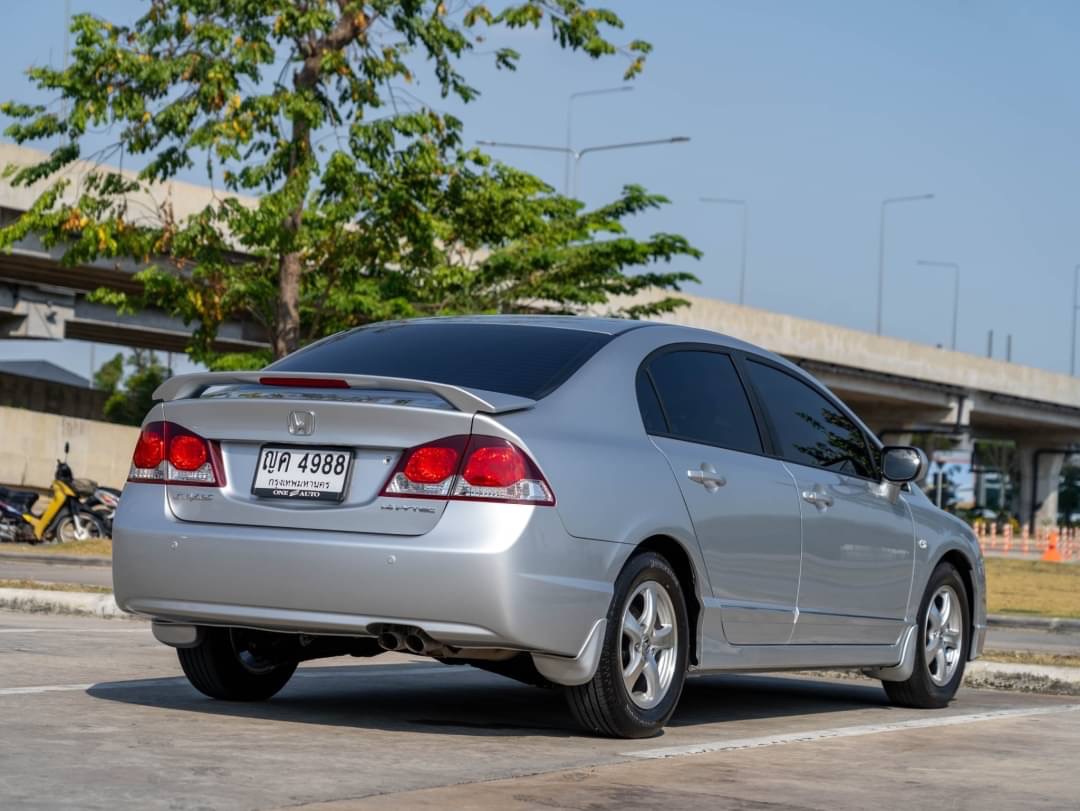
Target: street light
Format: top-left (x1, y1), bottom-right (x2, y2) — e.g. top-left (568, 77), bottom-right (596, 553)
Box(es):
top-left (565, 86), bottom-right (634, 194)
top-left (1072, 264), bottom-right (1080, 376)
top-left (877, 193), bottom-right (935, 335)
top-left (477, 137), bottom-right (691, 199)
top-left (701, 197), bottom-right (749, 305)
top-left (916, 260), bottom-right (960, 350)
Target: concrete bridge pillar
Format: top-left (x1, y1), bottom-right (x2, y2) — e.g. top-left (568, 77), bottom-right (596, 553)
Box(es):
top-left (1016, 445), bottom-right (1066, 531)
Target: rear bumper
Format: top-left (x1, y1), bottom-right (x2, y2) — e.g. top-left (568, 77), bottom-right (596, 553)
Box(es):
top-left (112, 484), bottom-right (624, 657)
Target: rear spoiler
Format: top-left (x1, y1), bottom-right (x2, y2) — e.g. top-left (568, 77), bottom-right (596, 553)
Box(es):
top-left (152, 372), bottom-right (537, 415)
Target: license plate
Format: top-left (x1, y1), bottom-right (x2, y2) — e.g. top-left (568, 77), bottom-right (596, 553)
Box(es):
top-left (252, 446), bottom-right (353, 502)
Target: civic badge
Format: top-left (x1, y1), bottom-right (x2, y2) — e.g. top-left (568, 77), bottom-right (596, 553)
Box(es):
top-left (288, 410), bottom-right (316, 436)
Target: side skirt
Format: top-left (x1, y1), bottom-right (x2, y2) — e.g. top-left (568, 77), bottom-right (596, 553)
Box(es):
top-left (692, 625), bottom-right (914, 675)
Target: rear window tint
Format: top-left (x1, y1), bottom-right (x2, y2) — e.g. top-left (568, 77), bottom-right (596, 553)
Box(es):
top-left (268, 322), bottom-right (613, 399)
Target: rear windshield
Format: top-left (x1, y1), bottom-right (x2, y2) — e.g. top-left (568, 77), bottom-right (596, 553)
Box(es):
top-left (267, 322), bottom-right (614, 399)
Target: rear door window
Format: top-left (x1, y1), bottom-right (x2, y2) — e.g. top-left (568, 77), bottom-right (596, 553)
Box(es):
top-left (269, 322), bottom-right (613, 399)
top-left (743, 360), bottom-right (876, 478)
top-left (642, 350), bottom-right (763, 454)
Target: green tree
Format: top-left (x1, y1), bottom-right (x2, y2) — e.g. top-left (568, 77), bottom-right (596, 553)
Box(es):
top-left (98, 349), bottom-right (169, 425)
top-left (92, 352), bottom-right (125, 393)
top-left (1, 1), bottom-right (698, 369)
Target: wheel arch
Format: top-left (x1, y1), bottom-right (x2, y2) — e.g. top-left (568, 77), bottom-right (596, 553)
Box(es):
top-left (632, 534), bottom-right (703, 666)
top-left (932, 548), bottom-right (978, 657)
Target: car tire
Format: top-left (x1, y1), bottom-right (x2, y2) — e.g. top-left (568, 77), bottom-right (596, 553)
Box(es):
top-left (883, 562), bottom-right (970, 709)
top-left (565, 551), bottom-right (689, 738)
top-left (178, 628), bottom-right (298, 702)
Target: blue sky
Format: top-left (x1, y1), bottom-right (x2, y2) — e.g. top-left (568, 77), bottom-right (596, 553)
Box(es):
top-left (1, 0), bottom-right (1078, 383)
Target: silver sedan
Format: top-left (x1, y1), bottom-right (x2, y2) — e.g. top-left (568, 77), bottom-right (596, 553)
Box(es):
top-left (112, 316), bottom-right (986, 738)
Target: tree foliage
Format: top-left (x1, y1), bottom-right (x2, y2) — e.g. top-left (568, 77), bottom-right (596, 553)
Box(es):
top-left (96, 349), bottom-right (170, 425)
top-left (1, 0), bottom-right (698, 368)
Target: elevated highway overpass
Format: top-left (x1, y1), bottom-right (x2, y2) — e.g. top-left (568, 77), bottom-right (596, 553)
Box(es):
top-left (1, 144), bottom-right (1076, 526)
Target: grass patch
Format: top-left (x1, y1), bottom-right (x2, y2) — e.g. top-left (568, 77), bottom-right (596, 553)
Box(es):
top-left (986, 558), bottom-right (1080, 619)
top-left (0, 578), bottom-right (111, 594)
top-left (983, 649), bottom-right (1080, 669)
top-left (1, 538), bottom-right (112, 557)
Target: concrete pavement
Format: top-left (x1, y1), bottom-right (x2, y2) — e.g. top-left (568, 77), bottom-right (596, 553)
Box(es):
top-left (0, 558), bottom-right (113, 588)
top-left (1, 610), bottom-right (1079, 810)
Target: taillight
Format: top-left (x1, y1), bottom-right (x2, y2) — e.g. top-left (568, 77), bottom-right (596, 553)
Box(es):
top-left (382, 435), bottom-right (554, 505)
top-left (128, 421), bottom-right (225, 487)
top-left (383, 436), bottom-right (467, 498)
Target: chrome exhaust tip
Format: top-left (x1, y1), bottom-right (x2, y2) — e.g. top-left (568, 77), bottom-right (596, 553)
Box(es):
top-left (403, 633), bottom-right (427, 655)
top-left (377, 631), bottom-right (405, 651)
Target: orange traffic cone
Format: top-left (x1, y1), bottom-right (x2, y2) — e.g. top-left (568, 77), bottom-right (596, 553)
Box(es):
top-left (1042, 530), bottom-right (1063, 563)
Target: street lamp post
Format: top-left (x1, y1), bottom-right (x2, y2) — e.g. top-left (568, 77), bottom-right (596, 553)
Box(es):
top-left (477, 137), bottom-right (691, 199)
top-left (877, 193), bottom-right (934, 335)
top-left (916, 260), bottom-right (960, 350)
top-left (1072, 264), bottom-right (1080, 376)
top-left (565, 87), bottom-right (633, 195)
top-left (701, 197), bottom-right (748, 305)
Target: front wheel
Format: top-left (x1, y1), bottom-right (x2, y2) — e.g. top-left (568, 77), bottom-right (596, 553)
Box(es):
top-left (565, 551), bottom-right (689, 738)
top-left (883, 562), bottom-right (970, 709)
top-left (178, 628), bottom-right (298, 701)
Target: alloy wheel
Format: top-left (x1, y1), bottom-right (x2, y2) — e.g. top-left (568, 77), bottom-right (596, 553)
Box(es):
top-left (925, 584), bottom-right (964, 686)
top-left (620, 580), bottom-right (678, 709)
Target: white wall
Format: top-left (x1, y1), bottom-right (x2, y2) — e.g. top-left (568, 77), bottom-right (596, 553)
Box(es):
top-left (0, 406), bottom-right (137, 490)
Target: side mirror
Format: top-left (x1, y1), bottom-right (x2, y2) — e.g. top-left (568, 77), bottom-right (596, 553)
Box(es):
top-left (64, 441), bottom-right (70, 455)
top-left (881, 446), bottom-right (927, 483)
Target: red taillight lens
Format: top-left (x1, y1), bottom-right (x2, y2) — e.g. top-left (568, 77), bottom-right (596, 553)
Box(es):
top-left (381, 435), bottom-right (553, 505)
top-left (168, 433), bottom-right (208, 471)
top-left (132, 423), bottom-right (165, 470)
top-left (128, 421), bottom-right (224, 487)
top-left (461, 445), bottom-right (527, 488)
top-left (404, 446), bottom-right (460, 483)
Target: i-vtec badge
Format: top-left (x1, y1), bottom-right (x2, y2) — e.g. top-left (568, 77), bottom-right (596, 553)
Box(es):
top-left (288, 410), bottom-right (316, 436)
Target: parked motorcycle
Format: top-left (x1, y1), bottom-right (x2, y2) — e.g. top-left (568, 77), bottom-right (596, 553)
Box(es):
top-left (84, 485), bottom-right (121, 535)
top-left (0, 490), bottom-right (37, 543)
top-left (7, 443), bottom-right (109, 544)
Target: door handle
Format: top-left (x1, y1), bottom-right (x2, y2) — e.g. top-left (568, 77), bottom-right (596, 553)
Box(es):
top-left (688, 464), bottom-right (726, 492)
top-left (801, 489), bottom-right (834, 510)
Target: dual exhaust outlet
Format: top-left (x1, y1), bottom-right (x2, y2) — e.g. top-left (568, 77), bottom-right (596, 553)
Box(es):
top-left (376, 626), bottom-right (447, 657)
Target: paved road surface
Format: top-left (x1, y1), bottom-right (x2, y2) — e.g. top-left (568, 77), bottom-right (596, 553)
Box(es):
top-left (0, 610), bottom-right (1077, 809)
top-left (0, 558), bottom-right (113, 588)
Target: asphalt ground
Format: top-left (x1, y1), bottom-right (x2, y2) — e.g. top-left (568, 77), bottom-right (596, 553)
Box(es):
top-left (0, 558), bottom-right (114, 589)
top-left (0, 610), bottom-right (1078, 810)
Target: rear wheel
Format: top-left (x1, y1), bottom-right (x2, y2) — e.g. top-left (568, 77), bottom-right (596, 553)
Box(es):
top-left (565, 551), bottom-right (689, 738)
top-left (883, 562), bottom-right (969, 709)
top-left (54, 512), bottom-right (106, 544)
top-left (178, 628), bottom-right (298, 701)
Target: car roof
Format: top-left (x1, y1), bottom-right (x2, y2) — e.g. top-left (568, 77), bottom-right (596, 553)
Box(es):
top-left (354, 314), bottom-right (802, 372)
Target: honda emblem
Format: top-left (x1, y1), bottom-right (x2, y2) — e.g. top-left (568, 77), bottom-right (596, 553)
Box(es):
top-left (288, 410), bottom-right (316, 436)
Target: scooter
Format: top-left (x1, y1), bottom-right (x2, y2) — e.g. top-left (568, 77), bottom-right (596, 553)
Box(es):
top-left (83, 485), bottom-right (121, 535)
top-left (0, 492), bottom-right (37, 543)
top-left (20, 443), bottom-right (108, 544)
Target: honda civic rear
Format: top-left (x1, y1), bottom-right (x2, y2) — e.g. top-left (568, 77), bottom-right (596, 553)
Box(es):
top-left (112, 319), bottom-right (631, 681)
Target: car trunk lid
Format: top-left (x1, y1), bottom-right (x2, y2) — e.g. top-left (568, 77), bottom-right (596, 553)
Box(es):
top-left (157, 374), bottom-right (534, 536)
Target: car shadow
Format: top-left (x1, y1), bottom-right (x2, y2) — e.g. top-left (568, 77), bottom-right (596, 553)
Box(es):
top-left (86, 662), bottom-right (891, 739)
